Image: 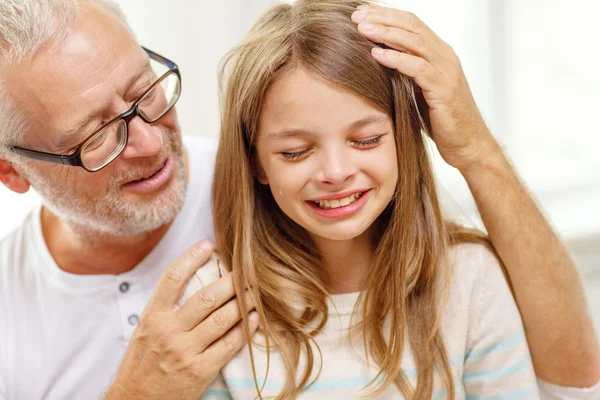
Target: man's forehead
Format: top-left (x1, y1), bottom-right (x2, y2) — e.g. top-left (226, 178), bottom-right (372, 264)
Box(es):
top-left (5, 5), bottom-right (146, 144)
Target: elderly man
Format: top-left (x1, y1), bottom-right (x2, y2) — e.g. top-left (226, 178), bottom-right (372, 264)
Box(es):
top-left (0, 0), bottom-right (597, 399)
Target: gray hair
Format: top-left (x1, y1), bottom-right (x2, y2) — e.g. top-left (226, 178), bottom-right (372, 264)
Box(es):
top-left (0, 0), bottom-right (130, 155)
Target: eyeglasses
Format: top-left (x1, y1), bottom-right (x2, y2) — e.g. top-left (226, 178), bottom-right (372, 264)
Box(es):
top-left (5, 47), bottom-right (181, 172)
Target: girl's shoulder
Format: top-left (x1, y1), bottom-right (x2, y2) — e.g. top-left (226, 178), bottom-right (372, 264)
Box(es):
top-left (177, 252), bottom-right (227, 307)
top-left (441, 242), bottom-right (514, 333)
top-left (446, 242), bottom-right (507, 296)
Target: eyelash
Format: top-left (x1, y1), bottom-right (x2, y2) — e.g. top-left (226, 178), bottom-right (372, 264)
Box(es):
top-left (352, 135), bottom-right (383, 147)
top-left (280, 135), bottom-right (384, 160)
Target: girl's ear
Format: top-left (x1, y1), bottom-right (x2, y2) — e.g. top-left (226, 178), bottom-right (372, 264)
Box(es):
top-left (251, 150), bottom-right (269, 185)
top-left (256, 162), bottom-right (269, 185)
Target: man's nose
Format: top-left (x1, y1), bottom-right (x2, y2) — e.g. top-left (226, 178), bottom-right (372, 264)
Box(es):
top-left (119, 116), bottom-right (163, 159)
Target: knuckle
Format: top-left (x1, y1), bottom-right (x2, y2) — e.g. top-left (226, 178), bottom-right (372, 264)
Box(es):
top-left (211, 310), bottom-right (228, 330)
top-left (189, 364), bottom-right (209, 381)
top-left (136, 311), bottom-right (163, 333)
top-left (417, 58), bottom-right (430, 73)
top-left (392, 51), bottom-right (403, 65)
top-left (164, 267), bottom-right (185, 287)
top-left (166, 343), bottom-right (194, 369)
top-left (374, 9), bottom-right (384, 22)
top-left (157, 325), bottom-right (177, 346)
top-left (223, 332), bottom-right (239, 353)
top-left (192, 355), bottom-right (216, 380)
top-left (188, 246), bottom-right (206, 262)
top-left (407, 12), bottom-right (421, 31)
top-left (449, 47), bottom-right (461, 65)
top-left (197, 290), bottom-right (216, 308)
top-left (382, 25), bottom-right (390, 41)
top-left (413, 34), bottom-right (426, 50)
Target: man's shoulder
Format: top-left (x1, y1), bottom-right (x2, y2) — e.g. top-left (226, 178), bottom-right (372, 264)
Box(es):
top-left (0, 209), bottom-right (41, 313)
top-left (0, 209), bottom-right (39, 266)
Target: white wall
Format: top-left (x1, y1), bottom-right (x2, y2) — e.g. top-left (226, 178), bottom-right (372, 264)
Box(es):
top-left (1, 0), bottom-right (599, 247)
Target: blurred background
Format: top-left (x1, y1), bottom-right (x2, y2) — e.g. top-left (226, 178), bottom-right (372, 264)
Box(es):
top-left (1, 0), bottom-right (599, 330)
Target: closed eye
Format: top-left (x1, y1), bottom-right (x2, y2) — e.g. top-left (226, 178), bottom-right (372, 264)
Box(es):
top-left (352, 135), bottom-right (384, 148)
top-left (281, 149), bottom-right (311, 160)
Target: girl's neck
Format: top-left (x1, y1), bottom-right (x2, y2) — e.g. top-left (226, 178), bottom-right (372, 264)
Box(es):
top-left (313, 227), bottom-right (376, 294)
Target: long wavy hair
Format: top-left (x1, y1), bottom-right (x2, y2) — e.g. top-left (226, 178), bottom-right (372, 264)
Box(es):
top-left (214, 1), bottom-right (491, 398)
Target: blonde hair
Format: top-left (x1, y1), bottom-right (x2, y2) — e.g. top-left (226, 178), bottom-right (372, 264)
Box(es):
top-left (215, 1), bottom-right (490, 398)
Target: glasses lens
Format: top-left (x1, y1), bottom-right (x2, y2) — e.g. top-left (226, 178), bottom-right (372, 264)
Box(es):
top-left (138, 72), bottom-right (181, 122)
top-left (80, 119), bottom-right (127, 171)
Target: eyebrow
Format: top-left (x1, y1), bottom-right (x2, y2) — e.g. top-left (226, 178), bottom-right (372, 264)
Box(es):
top-left (62, 60), bottom-right (153, 140)
top-left (268, 114), bottom-right (388, 139)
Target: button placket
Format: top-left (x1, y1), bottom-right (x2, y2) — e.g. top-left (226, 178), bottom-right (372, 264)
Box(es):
top-left (127, 314), bottom-right (139, 326)
top-left (116, 279), bottom-right (145, 340)
top-left (119, 282), bottom-right (130, 293)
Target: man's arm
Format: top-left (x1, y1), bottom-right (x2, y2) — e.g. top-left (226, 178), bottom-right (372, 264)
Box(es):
top-left (461, 145), bottom-right (600, 387)
top-left (352, 4), bottom-right (600, 387)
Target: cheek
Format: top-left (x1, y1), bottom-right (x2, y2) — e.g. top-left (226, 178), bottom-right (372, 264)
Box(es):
top-left (365, 142), bottom-right (399, 188)
top-left (268, 166), bottom-right (305, 198)
top-left (262, 159), bottom-right (310, 205)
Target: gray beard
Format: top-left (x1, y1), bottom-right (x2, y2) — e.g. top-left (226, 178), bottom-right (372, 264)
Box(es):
top-left (29, 150), bottom-right (187, 238)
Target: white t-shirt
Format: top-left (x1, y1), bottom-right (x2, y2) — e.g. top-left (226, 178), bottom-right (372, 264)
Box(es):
top-left (0, 135), bottom-right (597, 399)
top-left (0, 136), bottom-right (217, 400)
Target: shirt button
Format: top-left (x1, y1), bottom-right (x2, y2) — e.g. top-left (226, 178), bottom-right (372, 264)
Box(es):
top-left (128, 314), bottom-right (139, 326)
top-left (119, 282), bottom-right (130, 293)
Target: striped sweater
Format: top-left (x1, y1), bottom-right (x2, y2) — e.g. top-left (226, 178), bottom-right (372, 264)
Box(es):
top-left (181, 243), bottom-right (540, 399)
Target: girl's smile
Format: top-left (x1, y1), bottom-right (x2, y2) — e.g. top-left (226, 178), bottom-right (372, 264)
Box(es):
top-left (306, 189), bottom-right (371, 219)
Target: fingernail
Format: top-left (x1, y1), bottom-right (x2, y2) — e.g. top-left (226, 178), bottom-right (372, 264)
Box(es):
top-left (357, 5), bottom-right (371, 11)
top-left (360, 22), bottom-right (374, 32)
top-left (352, 10), bottom-right (369, 21)
top-left (249, 311), bottom-right (259, 322)
top-left (200, 241), bottom-right (213, 252)
top-left (372, 47), bottom-right (385, 57)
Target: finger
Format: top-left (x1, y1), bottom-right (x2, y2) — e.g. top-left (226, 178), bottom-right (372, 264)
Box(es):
top-left (148, 241), bottom-right (214, 312)
top-left (352, 5), bottom-right (434, 37)
top-left (371, 48), bottom-right (441, 93)
top-left (352, 6), bottom-right (455, 61)
top-left (356, 23), bottom-right (447, 72)
top-left (191, 289), bottom-right (257, 352)
top-left (176, 272), bottom-right (236, 331)
top-left (201, 311), bottom-right (259, 368)
top-left (415, 89), bottom-right (432, 133)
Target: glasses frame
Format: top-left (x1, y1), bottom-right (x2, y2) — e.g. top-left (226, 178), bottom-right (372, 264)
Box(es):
top-left (5, 47), bottom-right (181, 172)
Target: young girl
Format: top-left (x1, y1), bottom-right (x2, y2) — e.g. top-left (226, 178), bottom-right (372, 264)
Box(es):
top-left (182, 1), bottom-right (540, 398)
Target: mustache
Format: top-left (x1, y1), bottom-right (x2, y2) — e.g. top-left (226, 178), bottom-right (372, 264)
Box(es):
top-left (108, 134), bottom-right (180, 189)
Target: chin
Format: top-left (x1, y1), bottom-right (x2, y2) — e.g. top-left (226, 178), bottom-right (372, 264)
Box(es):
top-left (309, 224), bottom-right (371, 242)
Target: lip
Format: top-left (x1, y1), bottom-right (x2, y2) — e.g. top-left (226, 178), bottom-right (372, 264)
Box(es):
top-left (306, 189), bottom-right (371, 219)
top-left (308, 188), bottom-right (371, 202)
top-left (122, 157), bottom-right (173, 194)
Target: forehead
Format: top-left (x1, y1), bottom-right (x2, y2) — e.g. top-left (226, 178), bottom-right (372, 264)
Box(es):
top-left (6, 3), bottom-right (146, 143)
top-left (259, 66), bottom-right (388, 135)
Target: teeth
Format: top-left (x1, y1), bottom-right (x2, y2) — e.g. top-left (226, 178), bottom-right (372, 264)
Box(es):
top-left (315, 192), bottom-right (363, 210)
